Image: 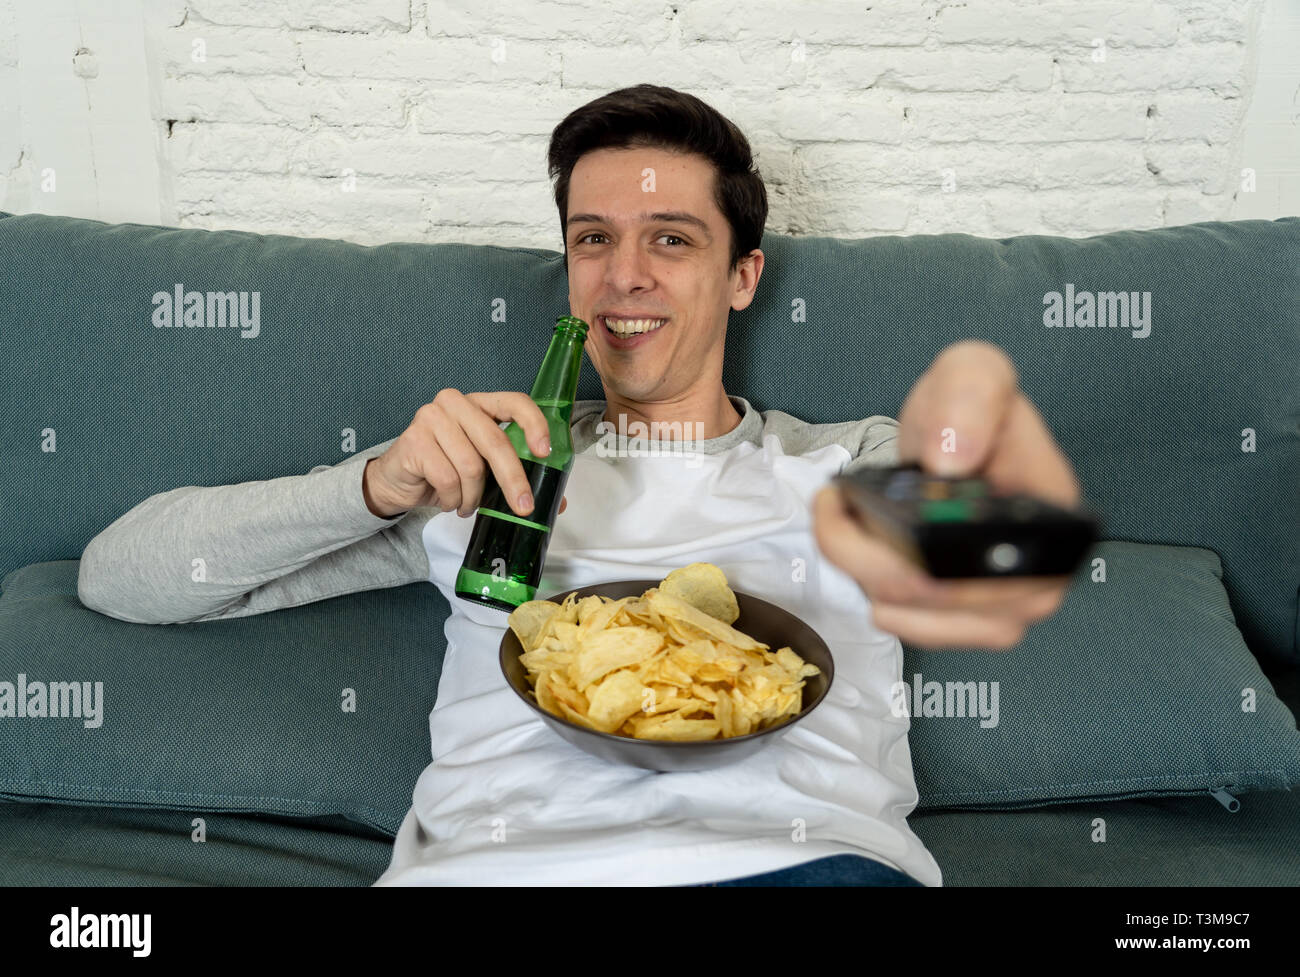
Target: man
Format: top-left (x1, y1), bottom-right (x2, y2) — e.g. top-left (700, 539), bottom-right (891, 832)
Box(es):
top-left (80, 85), bottom-right (1079, 886)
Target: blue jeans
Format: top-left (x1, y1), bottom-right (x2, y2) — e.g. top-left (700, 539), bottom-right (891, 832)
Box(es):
top-left (685, 854), bottom-right (923, 887)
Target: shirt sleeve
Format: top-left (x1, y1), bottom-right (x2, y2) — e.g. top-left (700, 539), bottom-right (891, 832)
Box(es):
top-left (76, 437), bottom-right (435, 625)
top-left (839, 415), bottom-right (901, 474)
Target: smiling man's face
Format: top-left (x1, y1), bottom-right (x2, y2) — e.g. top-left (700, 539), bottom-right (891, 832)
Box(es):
top-left (564, 145), bottom-right (762, 423)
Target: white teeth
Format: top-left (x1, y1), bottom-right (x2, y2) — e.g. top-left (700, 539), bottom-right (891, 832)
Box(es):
top-left (603, 316), bottom-right (667, 337)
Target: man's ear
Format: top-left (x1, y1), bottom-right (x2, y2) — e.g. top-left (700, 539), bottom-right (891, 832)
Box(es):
top-left (730, 248), bottom-right (764, 312)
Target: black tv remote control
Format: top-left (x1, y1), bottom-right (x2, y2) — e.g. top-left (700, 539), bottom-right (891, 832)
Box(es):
top-left (831, 462), bottom-right (1100, 578)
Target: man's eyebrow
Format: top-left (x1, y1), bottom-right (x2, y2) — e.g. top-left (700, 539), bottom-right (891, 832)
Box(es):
top-left (567, 212), bottom-right (713, 239)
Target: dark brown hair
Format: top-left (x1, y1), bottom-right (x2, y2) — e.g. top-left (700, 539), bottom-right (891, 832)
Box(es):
top-left (547, 84), bottom-right (768, 273)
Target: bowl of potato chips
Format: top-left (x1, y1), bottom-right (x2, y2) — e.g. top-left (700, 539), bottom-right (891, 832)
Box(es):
top-left (500, 562), bottom-right (834, 772)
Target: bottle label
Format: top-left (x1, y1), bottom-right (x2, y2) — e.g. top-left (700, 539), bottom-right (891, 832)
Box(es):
top-left (479, 458), bottom-right (568, 531)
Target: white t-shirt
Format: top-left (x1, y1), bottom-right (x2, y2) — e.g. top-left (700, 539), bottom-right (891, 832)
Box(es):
top-left (374, 396), bottom-right (942, 886)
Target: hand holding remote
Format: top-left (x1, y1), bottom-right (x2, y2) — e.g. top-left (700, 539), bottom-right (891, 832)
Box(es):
top-left (811, 340), bottom-right (1091, 649)
top-left (830, 462), bottom-right (1099, 578)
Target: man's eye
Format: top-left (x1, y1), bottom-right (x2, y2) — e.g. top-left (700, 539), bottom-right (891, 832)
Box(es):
top-left (574, 232), bottom-right (685, 246)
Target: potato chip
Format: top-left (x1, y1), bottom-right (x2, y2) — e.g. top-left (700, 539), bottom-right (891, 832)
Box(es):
top-left (650, 654), bottom-right (695, 689)
top-left (555, 592), bottom-right (580, 625)
top-left (636, 717), bottom-right (723, 741)
top-left (696, 664), bottom-right (735, 683)
top-left (518, 644), bottom-right (575, 675)
top-left (530, 669), bottom-right (553, 713)
top-left (729, 689), bottom-right (755, 736)
top-left (555, 697), bottom-right (599, 730)
top-left (673, 699), bottom-right (710, 719)
top-left (551, 621), bottom-right (580, 648)
top-left (578, 597), bottom-right (630, 638)
top-left (513, 563), bottom-right (820, 743)
top-left (775, 646), bottom-right (819, 679)
top-left (507, 600), bottom-right (563, 652)
top-left (644, 681), bottom-right (679, 706)
top-left (691, 682), bottom-right (720, 703)
top-left (546, 670), bottom-right (588, 714)
top-left (667, 639), bottom-right (708, 670)
top-left (575, 595), bottom-right (605, 624)
top-left (647, 590), bottom-right (768, 652)
top-left (662, 617), bottom-right (710, 648)
top-left (586, 669), bottom-right (648, 733)
top-left (528, 593), bottom-right (581, 651)
top-left (570, 626), bottom-right (665, 690)
top-left (659, 562), bottom-right (741, 625)
top-left (713, 684), bottom-right (734, 736)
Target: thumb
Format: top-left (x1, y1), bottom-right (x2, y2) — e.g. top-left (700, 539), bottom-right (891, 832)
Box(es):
top-left (900, 341), bottom-right (1018, 477)
top-left (921, 414), bottom-right (999, 478)
top-left (559, 495), bottom-right (568, 514)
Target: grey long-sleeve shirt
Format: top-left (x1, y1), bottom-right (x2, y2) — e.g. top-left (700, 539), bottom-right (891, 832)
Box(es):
top-left (77, 395), bottom-right (898, 625)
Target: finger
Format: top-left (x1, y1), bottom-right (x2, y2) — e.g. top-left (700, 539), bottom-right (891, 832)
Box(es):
top-left (424, 404), bottom-right (489, 517)
top-left (971, 393), bottom-right (1081, 509)
top-left (897, 340), bottom-right (1018, 477)
top-left (404, 426), bottom-right (462, 513)
top-left (869, 600), bottom-right (1030, 650)
top-left (913, 575), bottom-right (1071, 616)
top-left (559, 495), bottom-right (568, 514)
top-left (467, 391), bottom-right (553, 459)
top-left (812, 485), bottom-right (945, 604)
top-left (440, 392), bottom-right (535, 515)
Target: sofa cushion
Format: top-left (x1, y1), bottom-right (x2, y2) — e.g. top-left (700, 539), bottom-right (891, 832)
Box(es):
top-left (0, 800), bottom-right (394, 886)
top-left (911, 788), bottom-right (1300, 885)
top-left (905, 541), bottom-right (1300, 809)
top-left (1, 212), bottom-right (1296, 665)
top-left (0, 560), bottom-right (441, 836)
top-left (2, 540), bottom-right (1297, 830)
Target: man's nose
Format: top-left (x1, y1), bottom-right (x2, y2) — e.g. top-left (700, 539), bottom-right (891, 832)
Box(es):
top-left (606, 240), bottom-right (654, 291)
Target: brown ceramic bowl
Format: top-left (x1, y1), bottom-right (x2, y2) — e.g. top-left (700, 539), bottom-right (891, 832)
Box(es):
top-left (499, 579), bottom-right (834, 772)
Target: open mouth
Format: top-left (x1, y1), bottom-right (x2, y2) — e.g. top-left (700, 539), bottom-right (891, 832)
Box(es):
top-left (599, 315), bottom-right (670, 340)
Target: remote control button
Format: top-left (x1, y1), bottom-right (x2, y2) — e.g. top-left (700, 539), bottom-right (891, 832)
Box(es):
top-left (1009, 498), bottom-right (1037, 520)
top-left (922, 481), bottom-right (949, 500)
top-left (921, 499), bottom-right (970, 522)
top-left (985, 542), bottom-right (1022, 571)
top-left (954, 480), bottom-right (987, 499)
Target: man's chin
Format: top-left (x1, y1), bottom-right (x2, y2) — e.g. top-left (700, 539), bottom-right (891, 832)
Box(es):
top-left (601, 376), bottom-right (658, 403)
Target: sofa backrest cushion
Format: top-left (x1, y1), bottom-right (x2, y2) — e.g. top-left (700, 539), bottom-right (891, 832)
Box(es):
top-left (1, 213), bottom-right (1296, 663)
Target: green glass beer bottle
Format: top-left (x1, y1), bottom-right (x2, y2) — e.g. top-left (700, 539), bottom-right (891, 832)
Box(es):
top-left (454, 315), bottom-right (589, 611)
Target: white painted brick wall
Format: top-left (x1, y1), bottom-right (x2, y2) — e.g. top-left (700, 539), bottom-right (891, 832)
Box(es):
top-left (2, 0), bottom-right (1295, 246)
top-left (1231, 0), bottom-right (1300, 219)
top-left (0, 0), bottom-right (18, 186)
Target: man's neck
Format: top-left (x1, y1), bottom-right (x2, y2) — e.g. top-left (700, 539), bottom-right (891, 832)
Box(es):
top-left (601, 390), bottom-right (743, 442)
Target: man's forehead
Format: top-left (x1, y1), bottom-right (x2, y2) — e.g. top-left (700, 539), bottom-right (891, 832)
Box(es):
top-left (572, 145), bottom-right (704, 175)
top-left (569, 151), bottom-right (716, 211)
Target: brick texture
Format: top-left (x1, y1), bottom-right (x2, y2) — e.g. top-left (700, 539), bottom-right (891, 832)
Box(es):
top-left (2, 0), bottom-right (1289, 242)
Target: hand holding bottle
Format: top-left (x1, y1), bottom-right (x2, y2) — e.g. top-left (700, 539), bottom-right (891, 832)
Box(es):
top-left (454, 315), bottom-right (588, 611)
top-left (362, 389), bottom-right (569, 519)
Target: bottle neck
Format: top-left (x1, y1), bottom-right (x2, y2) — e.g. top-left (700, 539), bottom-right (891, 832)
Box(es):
top-left (530, 318), bottom-right (588, 422)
